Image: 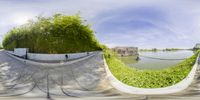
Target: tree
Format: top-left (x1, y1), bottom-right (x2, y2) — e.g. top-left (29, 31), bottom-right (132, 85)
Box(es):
top-left (3, 14), bottom-right (102, 53)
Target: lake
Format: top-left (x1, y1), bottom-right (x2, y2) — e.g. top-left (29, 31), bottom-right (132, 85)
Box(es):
top-left (118, 50), bottom-right (194, 70)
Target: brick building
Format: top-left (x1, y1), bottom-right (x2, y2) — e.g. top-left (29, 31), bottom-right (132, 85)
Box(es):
top-left (112, 47), bottom-right (138, 56)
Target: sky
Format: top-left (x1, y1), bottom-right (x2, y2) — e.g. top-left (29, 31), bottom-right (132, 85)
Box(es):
top-left (0, 0), bottom-right (200, 49)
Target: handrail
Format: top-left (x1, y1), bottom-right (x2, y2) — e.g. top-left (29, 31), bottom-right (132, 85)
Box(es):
top-left (139, 55), bottom-right (187, 60)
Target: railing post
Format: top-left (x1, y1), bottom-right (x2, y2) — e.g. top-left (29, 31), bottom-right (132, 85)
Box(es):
top-left (47, 72), bottom-right (50, 99)
top-left (61, 71), bottom-right (63, 87)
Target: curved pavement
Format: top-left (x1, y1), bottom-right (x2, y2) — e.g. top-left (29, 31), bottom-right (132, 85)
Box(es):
top-left (0, 50), bottom-right (200, 100)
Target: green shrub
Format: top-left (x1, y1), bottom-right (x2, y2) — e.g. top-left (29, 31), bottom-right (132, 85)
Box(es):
top-left (104, 49), bottom-right (199, 88)
top-left (3, 14), bottom-right (102, 53)
top-left (0, 44), bottom-right (3, 49)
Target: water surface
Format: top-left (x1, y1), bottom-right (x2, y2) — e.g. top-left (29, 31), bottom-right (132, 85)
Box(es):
top-left (118, 50), bottom-right (194, 70)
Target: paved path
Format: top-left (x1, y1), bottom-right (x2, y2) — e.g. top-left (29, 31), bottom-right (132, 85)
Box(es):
top-left (0, 50), bottom-right (125, 99)
top-left (0, 50), bottom-right (200, 100)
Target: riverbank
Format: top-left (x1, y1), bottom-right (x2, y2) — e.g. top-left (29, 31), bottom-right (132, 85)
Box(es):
top-left (119, 50), bottom-right (194, 70)
top-left (104, 49), bottom-right (199, 88)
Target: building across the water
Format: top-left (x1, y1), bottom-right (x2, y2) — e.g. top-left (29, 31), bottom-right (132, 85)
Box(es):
top-left (193, 43), bottom-right (200, 50)
top-left (112, 47), bottom-right (138, 56)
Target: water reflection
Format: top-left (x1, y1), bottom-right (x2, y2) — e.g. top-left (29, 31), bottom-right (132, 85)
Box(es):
top-left (118, 50), bottom-right (194, 70)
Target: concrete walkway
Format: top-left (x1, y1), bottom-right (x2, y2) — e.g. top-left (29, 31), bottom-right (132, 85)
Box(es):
top-left (0, 50), bottom-right (200, 100)
top-left (0, 50), bottom-right (124, 99)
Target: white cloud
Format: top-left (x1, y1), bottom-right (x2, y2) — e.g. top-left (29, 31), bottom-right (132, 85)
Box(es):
top-left (0, 0), bottom-right (200, 48)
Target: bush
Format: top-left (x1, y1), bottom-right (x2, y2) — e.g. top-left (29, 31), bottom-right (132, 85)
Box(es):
top-left (2, 14), bottom-right (102, 53)
top-left (0, 45), bottom-right (3, 49)
top-left (104, 49), bottom-right (199, 88)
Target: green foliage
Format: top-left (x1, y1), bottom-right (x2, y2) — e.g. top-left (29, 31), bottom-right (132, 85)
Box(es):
top-left (164, 48), bottom-right (181, 51)
top-left (104, 49), bottom-right (199, 88)
top-left (0, 44), bottom-right (3, 49)
top-left (3, 14), bottom-right (102, 53)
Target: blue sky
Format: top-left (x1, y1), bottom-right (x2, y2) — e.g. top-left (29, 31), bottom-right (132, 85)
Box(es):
top-left (0, 0), bottom-right (200, 49)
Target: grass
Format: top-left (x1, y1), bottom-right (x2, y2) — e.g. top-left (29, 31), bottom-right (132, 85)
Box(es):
top-left (104, 49), bottom-right (199, 88)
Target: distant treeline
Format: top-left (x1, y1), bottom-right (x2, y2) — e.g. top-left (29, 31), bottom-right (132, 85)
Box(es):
top-left (139, 48), bottom-right (185, 51)
top-left (164, 48), bottom-right (182, 51)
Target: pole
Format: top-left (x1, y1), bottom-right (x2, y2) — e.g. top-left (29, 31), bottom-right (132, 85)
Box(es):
top-left (47, 73), bottom-right (50, 99)
top-left (61, 72), bottom-right (63, 86)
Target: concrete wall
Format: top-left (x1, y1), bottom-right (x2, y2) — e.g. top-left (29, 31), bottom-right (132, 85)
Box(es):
top-left (6, 51), bottom-right (15, 55)
top-left (27, 52), bottom-right (93, 61)
top-left (14, 48), bottom-right (28, 57)
top-left (5, 51), bottom-right (97, 67)
top-left (6, 49), bottom-right (94, 61)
